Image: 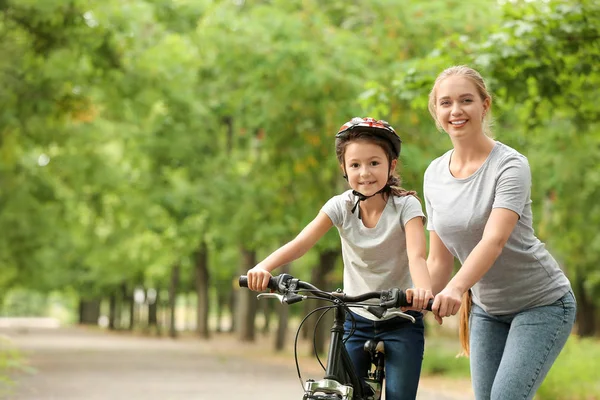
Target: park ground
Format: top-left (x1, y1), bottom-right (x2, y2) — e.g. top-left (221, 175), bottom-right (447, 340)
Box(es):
top-left (1, 325), bottom-right (474, 400)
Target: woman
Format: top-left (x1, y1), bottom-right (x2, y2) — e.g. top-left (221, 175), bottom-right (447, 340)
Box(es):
top-left (424, 65), bottom-right (576, 400)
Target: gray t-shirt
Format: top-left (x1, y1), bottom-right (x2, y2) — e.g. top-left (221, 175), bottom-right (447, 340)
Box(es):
top-left (424, 141), bottom-right (571, 315)
top-left (321, 190), bottom-right (425, 320)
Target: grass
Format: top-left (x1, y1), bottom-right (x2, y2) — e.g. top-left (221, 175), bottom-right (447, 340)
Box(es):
top-left (0, 335), bottom-right (26, 398)
top-left (422, 339), bottom-right (471, 378)
top-left (420, 330), bottom-right (600, 400)
top-left (536, 336), bottom-right (600, 400)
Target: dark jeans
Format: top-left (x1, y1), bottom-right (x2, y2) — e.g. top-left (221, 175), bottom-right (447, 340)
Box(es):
top-left (343, 310), bottom-right (425, 400)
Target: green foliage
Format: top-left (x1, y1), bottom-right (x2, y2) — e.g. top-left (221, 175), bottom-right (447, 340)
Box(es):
top-left (0, 336), bottom-right (27, 397)
top-left (0, 289), bottom-right (47, 316)
top-left (537, 337), bottom-right (600, 400)
top-left (421, 339), bottom-right (470, 378)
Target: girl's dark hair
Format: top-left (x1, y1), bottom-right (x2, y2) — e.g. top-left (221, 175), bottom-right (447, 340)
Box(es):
top-left (335, 131), bottom-right (418, 199)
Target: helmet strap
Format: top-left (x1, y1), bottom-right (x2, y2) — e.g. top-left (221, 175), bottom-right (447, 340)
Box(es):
top-left (351, 184), bottom-right (390, 219)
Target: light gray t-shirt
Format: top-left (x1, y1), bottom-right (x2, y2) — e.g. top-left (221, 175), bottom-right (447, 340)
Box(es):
top-left (424, 141), bottom-right (571, 315)
top-left (321, 190), bottom-right (425, 321)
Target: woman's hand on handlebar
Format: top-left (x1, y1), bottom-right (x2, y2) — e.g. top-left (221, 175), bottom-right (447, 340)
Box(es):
top-left (246, 266), bottom-right (273, 291)
top-left (403, 288), bottom-right (434, 312)
top-left (431, 285), bottom-right (462, 325)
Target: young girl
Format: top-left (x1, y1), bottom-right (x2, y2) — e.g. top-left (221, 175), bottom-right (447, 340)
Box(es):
top-left (247, 117), bottom-right (433, 400)
top-left (424, 66), bottom-right (576, 400)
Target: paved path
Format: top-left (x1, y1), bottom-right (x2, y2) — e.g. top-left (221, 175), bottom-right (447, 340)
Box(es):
top-left (2, 327), bottom-right (473, 400)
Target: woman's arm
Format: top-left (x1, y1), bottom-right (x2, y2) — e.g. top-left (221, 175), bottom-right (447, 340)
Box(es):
top-left (404, 217), bottom-right (433, 310)
top-left (447, 208), bottom-right (518, 293)
top-left (427, 231), bottom-right (455, 323)
top-left (433, 208), bottom-right (519, 320)
top-left (427, 231), bottom-right (455, 294)
top-left (247, 211), bottom-right (333, 291)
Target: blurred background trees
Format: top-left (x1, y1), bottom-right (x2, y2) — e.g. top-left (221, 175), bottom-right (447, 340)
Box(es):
top-left (1, 0), bottom-right (599, 345)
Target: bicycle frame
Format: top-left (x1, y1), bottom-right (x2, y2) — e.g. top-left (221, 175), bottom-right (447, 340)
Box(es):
top-left (303, 305), bottom-right (377, 400)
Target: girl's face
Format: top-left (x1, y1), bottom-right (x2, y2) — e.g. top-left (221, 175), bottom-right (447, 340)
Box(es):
top-left (434, 76), bottom-right (490, 139)
top-left (342, 140), bottom-right (396, 196)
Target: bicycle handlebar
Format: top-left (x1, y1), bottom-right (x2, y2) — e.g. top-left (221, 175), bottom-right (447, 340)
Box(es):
top-left (239, 273), bottom-right (433, 311)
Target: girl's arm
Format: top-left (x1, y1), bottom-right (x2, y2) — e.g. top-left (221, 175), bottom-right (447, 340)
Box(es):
top-left (247, 211), bottom-right (333, 291)
top-left (432, 208), bottom-right (519, 321)
top-left (404, 217), bottom-right (434, 310)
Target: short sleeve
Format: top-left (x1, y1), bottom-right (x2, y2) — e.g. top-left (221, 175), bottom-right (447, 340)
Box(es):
top-left (400, 195), bottom-right (426, 227)
top-left (423, 168), bottom-right (435, 231)
top-left (493, 155), bottom-right (531, 217)
top-left (321, 195), bottom-right (344, 226)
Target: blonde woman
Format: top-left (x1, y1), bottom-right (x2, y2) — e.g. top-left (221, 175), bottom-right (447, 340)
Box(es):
top-left (424, 65), bottom-right (576, 400)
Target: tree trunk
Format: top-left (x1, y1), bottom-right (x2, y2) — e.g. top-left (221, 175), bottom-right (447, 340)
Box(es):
top-left (575, 274), bottom-right (595, 337)
top-left (108, 292), bottom-right (117, 330)
top-left (129, 288), bottom-right (135, 330)
top-left (307, 250), bottom-right (338, 356)
top-left (262, 299), bottom-right (272, 335)
top-left (275, 264), bottom-right (290, 351)
top-left (169, 264), bottom-right (180, 338)
top-left (78, 298), bottom-right (101, 325)
top-left (229, 289), bottom-right (236, 333)
top-left (195, 241), bottom-right (210, 338)
top-left (148, 287), bottom-right (160, 336)
top-left (119, 283), bottom-right (129, 330)
top-left (215, 291), bottom-right (225, 333)
top-left (237, 248), bottom-right (258, 341)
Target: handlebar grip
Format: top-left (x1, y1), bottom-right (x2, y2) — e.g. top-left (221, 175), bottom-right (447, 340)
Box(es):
top-left (426, 298), bottom-right (433, 312)
top-left (238, 275), bottom-right (278, 290)
top-left (408, 298), bottom-right (433, 311)
top-left (403, 293), bottom-right (434, 311)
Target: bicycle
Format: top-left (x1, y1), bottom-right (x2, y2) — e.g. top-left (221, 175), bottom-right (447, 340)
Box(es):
top-left (239, 273), bottom-right (433, 400)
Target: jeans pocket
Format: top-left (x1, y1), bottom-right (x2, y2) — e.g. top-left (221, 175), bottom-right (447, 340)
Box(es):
top-left (556, 290), bottom-right (576, 309)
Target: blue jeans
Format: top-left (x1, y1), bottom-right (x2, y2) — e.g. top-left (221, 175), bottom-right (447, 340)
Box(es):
top-left (343, 310), bottom-right (424, 400)
top-left (469, 290), bottom-right (577, 400)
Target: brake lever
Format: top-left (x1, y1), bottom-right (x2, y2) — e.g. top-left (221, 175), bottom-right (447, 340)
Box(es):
top-left (257, 293), bottom-right (285, 303)
top-left (257, 292), bottom-right (306, 305)
top-left (381, 310), bottom-right (416, 323)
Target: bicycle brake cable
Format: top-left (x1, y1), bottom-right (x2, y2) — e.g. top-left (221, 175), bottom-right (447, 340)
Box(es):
top-left (294, 303), bottom-right (338, 392)
top-left (313, 308), bottom-right (332, 371)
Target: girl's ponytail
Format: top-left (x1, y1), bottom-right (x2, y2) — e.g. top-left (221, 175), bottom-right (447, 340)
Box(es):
top-left (458, 289), bottom-right (472, 357)
top-left (388, 174), bottom-right (419, 199)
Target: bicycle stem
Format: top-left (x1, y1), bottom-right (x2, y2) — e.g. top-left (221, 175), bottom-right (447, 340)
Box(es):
top-left (325, 305), bottom-right (345, 380)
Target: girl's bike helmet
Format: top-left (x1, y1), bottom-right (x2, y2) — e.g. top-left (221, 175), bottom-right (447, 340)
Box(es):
top-left (335, 117), bottom-right (401, 158)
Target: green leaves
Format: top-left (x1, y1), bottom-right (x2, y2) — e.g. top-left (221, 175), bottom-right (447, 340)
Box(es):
top-left (3, 0), bottom-right (596, 311)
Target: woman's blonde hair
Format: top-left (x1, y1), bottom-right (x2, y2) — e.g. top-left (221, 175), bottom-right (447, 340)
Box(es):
top-left (428, 65), bottom-right (494, 136)
top-left (458, 289), bottom-right (472, 357)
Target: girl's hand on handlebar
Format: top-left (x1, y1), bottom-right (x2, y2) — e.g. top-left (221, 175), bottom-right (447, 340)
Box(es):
top-left (246, 267), bottom-right (272, 292)
top-left (431, 286), bottom-right (462, 325)
top-left (403, 288), bottom-right (434, 312)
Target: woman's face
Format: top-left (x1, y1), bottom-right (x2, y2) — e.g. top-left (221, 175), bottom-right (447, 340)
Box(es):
top-left (434, 75), bottom-right (490, 139)
top-left (342, 140), bottom-right (396, 196)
